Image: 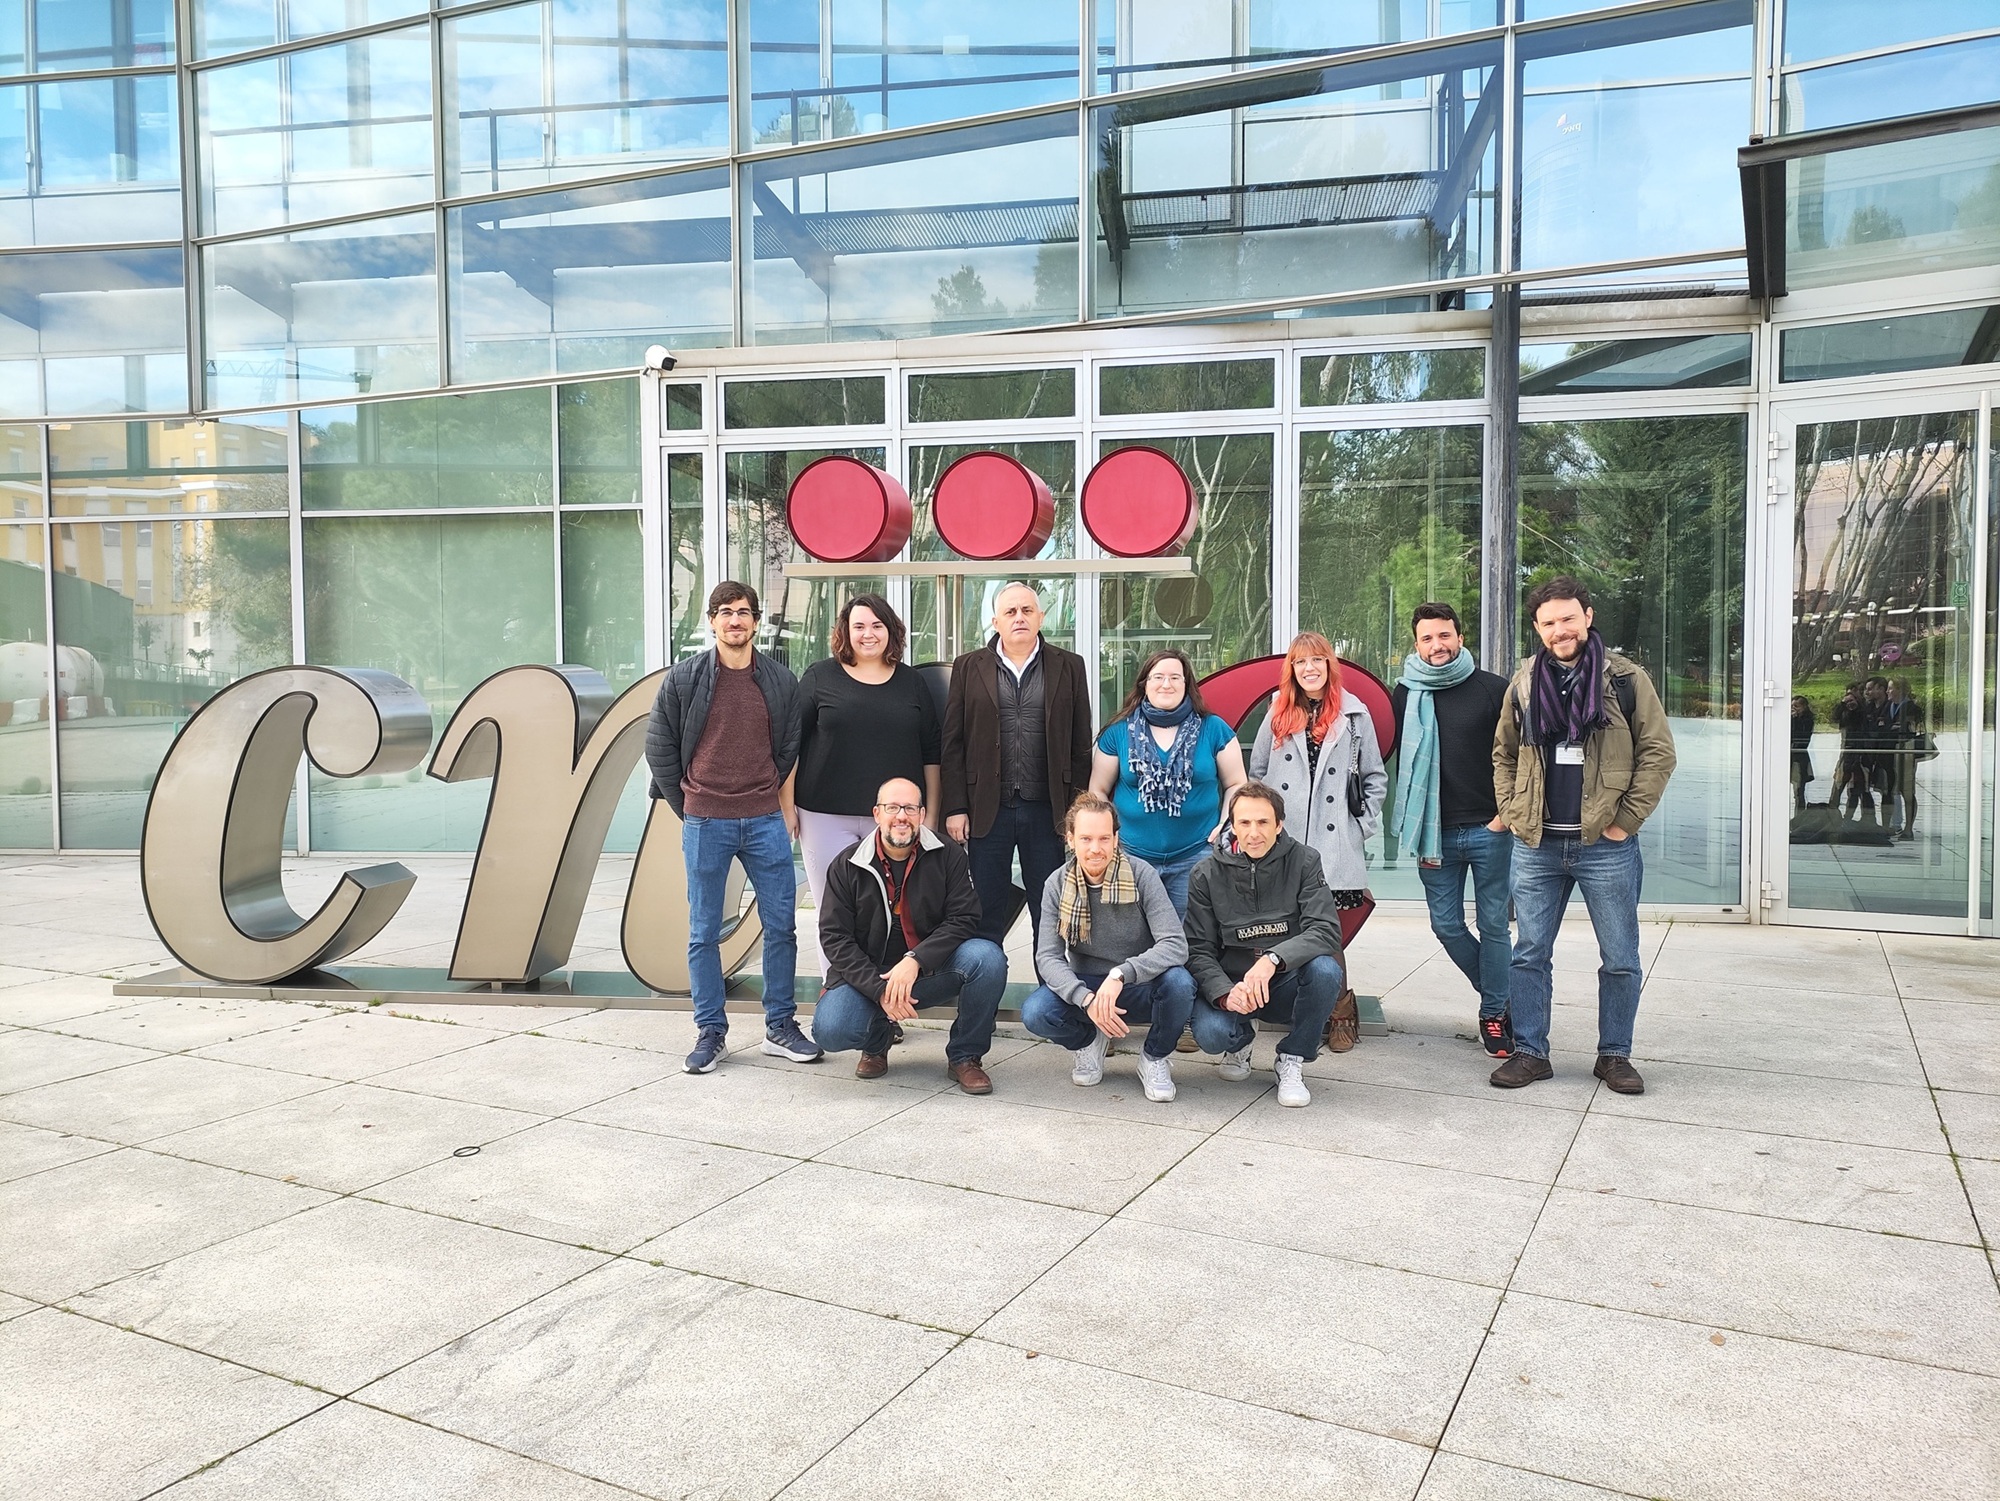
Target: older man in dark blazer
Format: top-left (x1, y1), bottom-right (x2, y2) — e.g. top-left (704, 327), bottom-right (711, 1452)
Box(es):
top-left (940, 582), bottom-right (1095, 947)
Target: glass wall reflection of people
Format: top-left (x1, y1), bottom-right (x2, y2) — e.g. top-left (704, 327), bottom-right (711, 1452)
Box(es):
top-left (1820, 674), bottom-right (1927, 842)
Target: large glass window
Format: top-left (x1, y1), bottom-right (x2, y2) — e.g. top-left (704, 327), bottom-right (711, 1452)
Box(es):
top-left (1517, 2), bottom-right (1754, 273)
top-left (203, 212), bottom-right (439, 406)
top-left (50, 415), bottom-right (288, 517)
top-left (561, 509), bottom-right (643, 686)
top-left (0, 247), bottom-right (187, 420)
top-left (1099, 358), bottom-right (1274, 415)
top-left (667, 448), bottom-right (704, 660)
top-left (747, 0), bottom-right (1079, 148)
top-left (907, 366), bottom-right (1076, 422)
top-left (445, 0), bottom-right (727, 197)
top-left (558, 378), bottom-right (640, 506)
top-left (1781, 34), bottom-right (2000, 134)
top-left (0, 75), bottom-right (181, 248)
top-left (1780, 306), bottom-right (2000, 383)
top-left (0, 523), bottom-right (51, 849)
top-left (198, 25), bottom-right (433, 237)
top-left (447, 168), bottom-right (731, 384)
top-left (1520, 414), bottom-right (1747, 905)
top-left (301, 387), bottom-right (553, 511)
top-left (1779, 1), bottom-right (1996, 64)
top-left (1782, 125), bottom-right (2000, 293)
top-left (1091, 38), bottom-right (1500, 319)
top-left (1300, 348), bottom-right (1484, 405)
top-left (195, 0), bottom-right (426, 59)
top-left (745, 114), bottom-right (1081, 344)
top-left (21, 0), bottom-right (175, 71)
top-left (1521, 333), bottom-right (1752, 394)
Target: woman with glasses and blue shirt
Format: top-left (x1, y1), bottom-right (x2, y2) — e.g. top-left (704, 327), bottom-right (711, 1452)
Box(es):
top-left (1089, 648), bottom-right (1246, 916)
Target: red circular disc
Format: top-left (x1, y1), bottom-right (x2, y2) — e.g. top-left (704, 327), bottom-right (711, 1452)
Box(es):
top-left (932, 452), bottom-right (1056, 560)
top-left (786, 456), bottom-right (912, 563)
top-left (1080, 446), bottom-right (1198, 558)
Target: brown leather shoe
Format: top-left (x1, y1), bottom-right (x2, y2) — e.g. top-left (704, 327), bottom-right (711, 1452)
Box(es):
top-left (1324, 988), bottom-right (1359, 1053)
top-left (948, 1058), bottom-right (993, 1095)
top-left (855, 1052), bottom-right (888, 1080)
top-left (1594, 1054), bottom-right (1645, 1094)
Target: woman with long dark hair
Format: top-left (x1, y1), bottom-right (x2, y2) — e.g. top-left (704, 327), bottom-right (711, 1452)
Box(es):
top-left (785, 593), bottom-right (942, 907)
top-left (1088, 648), bottom-right (1246, 915)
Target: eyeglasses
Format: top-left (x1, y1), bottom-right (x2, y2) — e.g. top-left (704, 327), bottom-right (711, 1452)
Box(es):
top-left (875, 803), bottom-right (922, 816)
top-left (1145, 672), bottom-right (1185, 685)
top-left (712, 607), bottom-right (757, 621)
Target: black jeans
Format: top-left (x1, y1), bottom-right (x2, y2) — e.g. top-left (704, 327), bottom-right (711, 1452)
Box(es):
top-left (967, 796), bottom-right (1066, 947)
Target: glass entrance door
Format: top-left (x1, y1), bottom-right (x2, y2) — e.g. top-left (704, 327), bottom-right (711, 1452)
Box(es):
top-left (1774, 399), bottom-right (1990, 927)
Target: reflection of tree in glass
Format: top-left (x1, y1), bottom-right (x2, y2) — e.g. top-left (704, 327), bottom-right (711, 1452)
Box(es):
top-left (302, 389), bottom-right (552, 510)
top-left (1844, 204), bottom-right (1907, 246)
top-left (723, 448), bottom-right (884, 676)
top-left (201, 520), bottom-right (293, 676)
top-left (756, 96), bottom-right (860, 147)
top-left (557, 380), bottom-right (640, 507)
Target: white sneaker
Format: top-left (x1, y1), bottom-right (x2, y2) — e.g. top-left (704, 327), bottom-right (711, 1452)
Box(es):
top-left (1274, 1052), bottom-right (1310, 1107)
top-left (1136, 1051), bottom-right (1176, 1103)
top-left (1218, 1046), bottom-right (1252, 1082)
top-left (1070, 1032), bottom-right (1108, 1086)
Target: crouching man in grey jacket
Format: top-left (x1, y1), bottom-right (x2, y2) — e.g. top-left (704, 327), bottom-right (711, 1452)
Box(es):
top-left (1185, 780), bottom-right (1346, 1108)
top-left (1022, 793), bottom-right (1195, 1103)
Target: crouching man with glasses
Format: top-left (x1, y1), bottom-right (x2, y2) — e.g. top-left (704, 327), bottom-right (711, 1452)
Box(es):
top-left (813, 778), bottom-right (1008, 1094)
top-left (1022, 793), bottom-right (1196, 1103)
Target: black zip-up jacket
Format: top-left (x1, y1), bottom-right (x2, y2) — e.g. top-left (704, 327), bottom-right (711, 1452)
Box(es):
top-left (819, 827), bottom-right (984, 1002)
top-left (1183, 833), bottom-right (1344, 1003)
top-left (644, 648), bottom-right (802, 817)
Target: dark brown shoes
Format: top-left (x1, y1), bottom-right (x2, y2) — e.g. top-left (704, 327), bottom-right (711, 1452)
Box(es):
top-left (855, 1052), bottom-right (888, 1080)
top-left (948, 1059), bottom-right (993, 1095)
top-left (1490, 1052), bottom-right (1554, 1088)
top-left (1594, 1055), bottom-right (1646, 1094)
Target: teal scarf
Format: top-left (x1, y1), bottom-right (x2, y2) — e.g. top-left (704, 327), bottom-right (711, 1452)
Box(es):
top-left (1395, 647), bottom-right (1477, 861)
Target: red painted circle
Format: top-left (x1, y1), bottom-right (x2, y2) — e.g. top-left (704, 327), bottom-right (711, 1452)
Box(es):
top-left (786, 456), bottom-right (912, 563)
top-left (1080, 446), bottom-right (1198, 558)
top-left (932, 452), bottom-right (1056, 560)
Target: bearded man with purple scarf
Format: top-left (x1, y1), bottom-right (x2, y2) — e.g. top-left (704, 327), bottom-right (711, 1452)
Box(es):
top-left (1490, 577), bottom-right (1676, 1095)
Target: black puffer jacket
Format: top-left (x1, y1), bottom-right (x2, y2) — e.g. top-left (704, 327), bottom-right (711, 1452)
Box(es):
top-left (644, 649), bottom-right (802, 816)
top-left (1183, 833), bottom-right (1344, 1003)
top-left (819, 827), bottom-right (983, 1002)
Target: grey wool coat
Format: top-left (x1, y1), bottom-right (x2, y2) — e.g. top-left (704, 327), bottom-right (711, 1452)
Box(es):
top-left (1246, 689), bottom-right (1387, 891)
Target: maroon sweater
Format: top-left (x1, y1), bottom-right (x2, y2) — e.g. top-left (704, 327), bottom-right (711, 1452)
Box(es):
top-left (683, 661), bottom-right (782, 818)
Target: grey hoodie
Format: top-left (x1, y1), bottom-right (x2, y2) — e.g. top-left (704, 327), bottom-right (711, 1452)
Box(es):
top-left (1183, 832), bottom-right (1345, 1004)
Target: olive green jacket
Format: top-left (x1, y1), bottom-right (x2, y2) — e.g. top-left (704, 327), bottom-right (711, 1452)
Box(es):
top-left (1492, 653), bottom-right (1677, 847)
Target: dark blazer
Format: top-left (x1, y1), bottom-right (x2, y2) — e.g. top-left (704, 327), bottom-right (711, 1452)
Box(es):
top-left (819, 827), bottom-right (984, 1001)
top-left (643, 648), bottom-right (802, 818)
top-left (940, 637), bottom-right (1095, 837)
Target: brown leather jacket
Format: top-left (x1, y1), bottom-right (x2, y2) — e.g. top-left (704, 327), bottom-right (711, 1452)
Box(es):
top-left (940, 638), bottom-right (1095, 837)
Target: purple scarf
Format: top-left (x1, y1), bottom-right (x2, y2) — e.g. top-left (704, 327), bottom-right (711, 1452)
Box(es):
top-left (1529, 629), bottom-right (1608, 746)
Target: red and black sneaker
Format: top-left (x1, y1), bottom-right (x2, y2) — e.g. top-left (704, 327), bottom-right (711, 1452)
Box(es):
top-left (1480, 1016), bottom-right (1513, 1058)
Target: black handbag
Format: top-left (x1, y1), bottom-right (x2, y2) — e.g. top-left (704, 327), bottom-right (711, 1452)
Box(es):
top-left (1345, 722), bottom-right (1368, 821)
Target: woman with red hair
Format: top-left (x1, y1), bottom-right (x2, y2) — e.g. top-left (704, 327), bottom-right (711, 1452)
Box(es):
top-left (1247, 633), bottom-right (1386, 1049)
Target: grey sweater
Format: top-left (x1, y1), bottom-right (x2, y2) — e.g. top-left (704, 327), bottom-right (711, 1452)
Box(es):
top-left (1034, 855), bottom-right (1189, 1006)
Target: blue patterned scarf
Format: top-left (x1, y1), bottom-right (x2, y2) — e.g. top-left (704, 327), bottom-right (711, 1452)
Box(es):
top-left (1128, 698), bottom-right (1199, 816)
top-left (1394, 647), bottom-right (1476, 861)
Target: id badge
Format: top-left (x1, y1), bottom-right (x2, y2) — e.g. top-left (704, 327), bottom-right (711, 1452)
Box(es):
top-left (1555, 742), bottom-right (1584, 766)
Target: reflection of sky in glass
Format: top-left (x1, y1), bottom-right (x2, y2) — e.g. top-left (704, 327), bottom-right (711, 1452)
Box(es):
top-left (197, 0), bottom-right (425, 57)
top-left (1782, 34), bottom-right (2000, 132)
top-left (1781, 0), bottom-right (1996, 64)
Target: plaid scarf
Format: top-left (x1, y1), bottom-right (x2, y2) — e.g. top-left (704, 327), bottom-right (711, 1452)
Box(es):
top-left (1058, 849), bottom-right (1139, 947)
top-left (1528, 629), bottom-right (1609, 747)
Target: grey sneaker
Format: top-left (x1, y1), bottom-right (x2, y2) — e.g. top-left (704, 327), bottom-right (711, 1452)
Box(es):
top-left (1070, 1031), bottom-right (1108, 1086)
top-left (1136, 1050), bottom-right (1176, 1103)
top-left (1274, 1052), bottom-right (1310, 1107)
top-left (1218, 1046), bottom-right (1252, 1082)
top-left (684, 1026), bottom-right (728, 1074)
top-left (761, 1017), bottom-right (824, 1063)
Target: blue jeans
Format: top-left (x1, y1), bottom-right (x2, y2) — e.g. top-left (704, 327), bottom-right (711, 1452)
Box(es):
top-left (1189, 953), bottom-right (1344, 1062)
top-left (967, 798), bottom-right (1067, 948)
top-left (1507, 833), bottom-right (1643, 1061)
top-left (812, 938), bottom-right (1007, 1065)
top-left (682, 811), bottom-right (797, 1034)
top-left (1137, 847), bottom-right (1206, 919)
top-left (1416, 823), bottom-right (1513, 1020)
top-left (1021, 967), bottom-right (1198, 1060)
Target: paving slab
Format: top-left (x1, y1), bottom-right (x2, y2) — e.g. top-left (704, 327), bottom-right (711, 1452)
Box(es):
top-left (1126, 1135), bottom-right (1546, 1287)
top-left (1622, 980), bottom-right (1926, 1086)
top-left (375, 1003), bottom-right (596, 1033)
top-left (1556, 1112), bottom-right (1982, 1243)
top-left (362, 1258), bottom-right (956, 1501)
top-left (0, 963), bottom-right (65, 990)
top-left (72, 1197), bottom-right (606, 1393)
top-left (1416, 1453), bottom-right (1639, 1500)
top-left (0, 1029), bottom-right (157, 1095)
top-left (781, 1337), bottom-right (1432, 1500)
top-left (0, 928), bottom-right (171, 975)
top-left (1649, 923), bottom-right (1894, 995)
top-left (1958, 1156), bottom-right (2000, 1252)
top-left (0, 976), bottom-right (129, 1026)
top-left (1445, 1293), bottom-right (2000, 1501)
top-left (1903, 998), bottom-right (2000, 1095)
top-left (1882, 933), bottom-right (2000, 1003)
top-left (367, 1117), bottom-right (793, 1253)
top-left (0, 1053), bottom-right (330, 1144)
top-left (0, 1147), bottom-right (327, 1302)
top-left (576, 1059), bottom-right (936, 1158)
top-left (0, 1291), bottom-right (37, 1322)
top-left (1584, 1057), bottom-right (1950, 1154)
top-left (48, 996), bottom-right (336, 1052)
top-left (1936, 1087), bottom-right (2000, 1162)
top-left (640, 1160), bottom-right (1100, 1332)
top-left (0, 1308), bottom-right (327, 1501)
top-left (367, 1032), bottom-right (681, 1116)
top-left (1303, 1033), bottom-right (1604, 1112)
top-left (194, 1011), bottom-right (509, 1082)
top-left (0, 1117), bottom-right (116, 1184)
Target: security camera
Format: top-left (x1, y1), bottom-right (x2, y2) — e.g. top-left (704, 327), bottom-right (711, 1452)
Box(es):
top-left (642, 345), bottom-right (677, 374)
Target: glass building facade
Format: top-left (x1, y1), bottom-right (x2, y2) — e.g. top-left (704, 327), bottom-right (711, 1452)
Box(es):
top-left (1, 1), bottom-right (1996, 935)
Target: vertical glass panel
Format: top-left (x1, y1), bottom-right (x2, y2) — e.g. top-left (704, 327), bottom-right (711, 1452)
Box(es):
top-left (1517, 2), bottom-right (1755, 272)
top-left (305, 512), bottom-right (558, 851)
top-left (1297, 423), bottom-right (1481, 900)
top-left (723, 376), bottom-right (885, 428)
top-left (561, 508), bottom-right (643, 684)
top-left (664, 382), bottom-right (702, 429)
top-left (1783, 126), bottom-right (2000, 292)
top-left (31, 0), bottom-right (174, 70)
top-left (1521, 415), bottom-right (1748, 905)
top-left (56, 515), bottom-right (293, 848)
top-left (0, 76), bottom-right (181, 248)
top-left (1984, 434), bottom-right (1997, 925)
top-left (447, 168), bottom-right (732, 384)
top-left (0, 0), bottom-right (21, 74)
top-left (1099, 358), bottom-right (1274, 415)
top-left (907, 367), bottom-right (1076, 422)
top-left (666, 449), bottom-right (703, 660)
top-left (204, 213), bottom-right (439, 407)
top-left (1300, 348), bottom-right (1485, 405)
top-left (0, 525), bottom-right (52, 849)
top-left (0, 247), bottom-right (187, 420)
top-left (1097, 432), bottom-right (1272, 716)
top-left (446, 0), bottom-right (728, 196)
top-left (1786, 411), bottom-right (1976, 918)
top-left (1520, 334), bottom-right (1753, 394)
top-left (198, 26), bottom-right (434, 237)
top-left (196, 0), bottom-right (428, 59)
top-left (558, 378), bottom-right (639, 506)
top-left (1091, 39), bottom-right (1501, 319)
top-left (746, 114), bottom-right (1081, 344)
top-left (724, 444), bottom-right (886, 676)
top-left (1780, 307), bottom-right (2000, 383)
top-left (51, 415), bottom-right (289, 515)
top-left (1781, 35), bottom-right (2000, 134)
top-left (747, 0), bottom-right (1079, 148)
top-left (3, 422), bottom-right (42, 516)
top-left (1093, 0), bottom-right (1501, 93)
top-left (905, 439), bottom-right (1077, 665)
top-left (1780, 1), bottom-right (1995, 64)
top-left (301, 388), bottom-right (553, 511)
